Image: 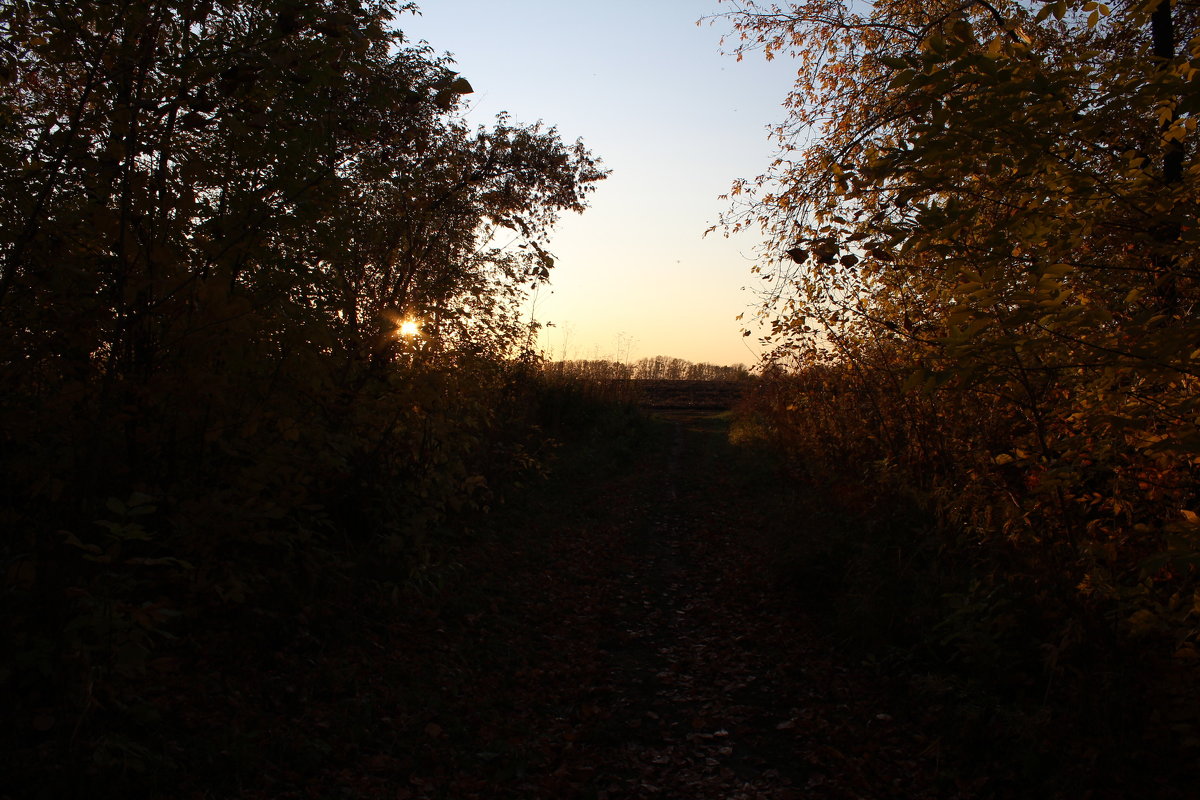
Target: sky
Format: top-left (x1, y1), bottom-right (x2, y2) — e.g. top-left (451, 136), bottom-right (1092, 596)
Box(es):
top-left (399, 0), bottom-right (798, 367)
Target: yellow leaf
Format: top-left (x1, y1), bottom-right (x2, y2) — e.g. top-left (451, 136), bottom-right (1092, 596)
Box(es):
top-left (1127, 609), bottom-right (1158, 635)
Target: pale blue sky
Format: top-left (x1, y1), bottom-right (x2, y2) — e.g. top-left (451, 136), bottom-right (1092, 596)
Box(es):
top-left (400, 0), bottom-right (797, 366)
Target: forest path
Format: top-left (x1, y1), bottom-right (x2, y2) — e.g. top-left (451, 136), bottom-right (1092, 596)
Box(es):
top-left (557, 413), bottom-right (935, 799)
top-left (284, 410), bottom-right (958, 800)
top-left (241, 412), bottom-right (955, 800)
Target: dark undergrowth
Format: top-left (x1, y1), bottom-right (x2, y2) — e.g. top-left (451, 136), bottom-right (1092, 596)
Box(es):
top-left (738, 415), bottom-right (1200, 799)
top-left (7, 383), bottom-right (1196, 799)
top-left (0, 375), bottom-right (650, 800)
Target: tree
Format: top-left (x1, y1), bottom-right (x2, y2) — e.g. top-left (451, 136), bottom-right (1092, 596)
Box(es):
top-left (716, 0), bottom-right (1200, 661)
top-left (0, 4), bottom-right (605, 786)
top-left (0, 0), bottom-right (604, 499)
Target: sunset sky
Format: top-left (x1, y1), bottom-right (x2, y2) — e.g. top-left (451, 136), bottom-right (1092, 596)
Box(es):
top-left (400, 0), bottom-right (798, 367)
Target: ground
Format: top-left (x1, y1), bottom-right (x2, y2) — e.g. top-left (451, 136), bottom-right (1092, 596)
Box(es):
top-left (10, 394), bottom-right (1193, 798)
top-left (11, 409), bottom-right (1024, 799)
top-left (193, 409), bottom-right (962, 800)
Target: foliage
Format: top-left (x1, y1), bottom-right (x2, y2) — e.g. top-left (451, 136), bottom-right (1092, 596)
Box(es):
top-left (717, 0), bottom-right (1200, 748)
top-left (0, 0), bottom-right (604, 791)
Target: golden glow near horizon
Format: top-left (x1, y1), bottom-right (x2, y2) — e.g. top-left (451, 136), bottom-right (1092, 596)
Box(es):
top-left (398, 320), bottom-right (420, 338)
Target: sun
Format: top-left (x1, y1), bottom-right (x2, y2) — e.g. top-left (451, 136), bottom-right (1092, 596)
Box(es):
top-left (398, 319), bottom-right (420, 338)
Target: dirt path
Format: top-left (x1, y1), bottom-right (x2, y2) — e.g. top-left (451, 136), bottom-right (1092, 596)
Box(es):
top-left (273, 411), bottom-right (955, 800)
top-left (229, 411), bottom-right (962, 799)
top-left (559, 413), bottom-right (950, 800)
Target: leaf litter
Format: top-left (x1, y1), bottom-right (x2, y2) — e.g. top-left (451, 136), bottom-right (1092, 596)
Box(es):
top-left (150, 413), bottom-right (971, 798)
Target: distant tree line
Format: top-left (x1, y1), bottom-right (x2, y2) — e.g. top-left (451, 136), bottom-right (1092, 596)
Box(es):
top-left (548, 357), bottom-right (749, 381)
